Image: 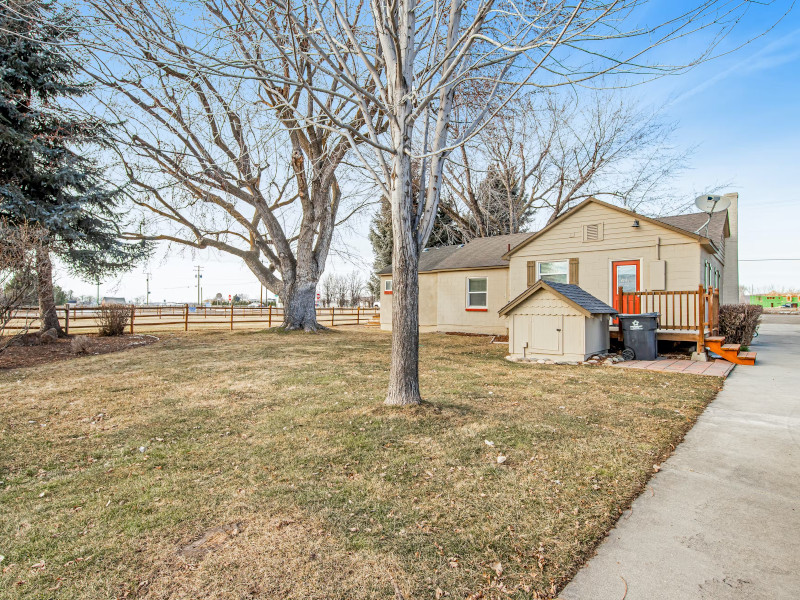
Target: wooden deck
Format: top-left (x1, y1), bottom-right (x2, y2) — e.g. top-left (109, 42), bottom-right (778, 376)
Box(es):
top-left (614, 358), bottom-right (735, 378)
top-left (615, 286), bottom-right (720, 352)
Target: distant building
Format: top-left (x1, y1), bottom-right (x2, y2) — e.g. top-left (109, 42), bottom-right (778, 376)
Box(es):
top-left (101, 296), bottom-right (127, 306)
top-left (749, 293), bottom-right (799, 308)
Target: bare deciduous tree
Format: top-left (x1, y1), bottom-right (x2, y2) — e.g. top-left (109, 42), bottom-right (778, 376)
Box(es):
top-left (334, 275), bottom-right (348, 309)
top-left (345, 271), bottom-right (364, 307)
top-left (85, 0), bottom-right (383, 331)
top-left (319, 273), bottom-right (337, 308)
top-left (233, 1), bottom-right (763, 405)
top-left (441, 92), bottom-right (692, 237)
top-left (0, 222), bottom-right (45, 350)
top-left (83, 0), bottom-right (776, 404)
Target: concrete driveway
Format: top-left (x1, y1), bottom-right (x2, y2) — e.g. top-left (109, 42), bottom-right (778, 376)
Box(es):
top-left (560, 316), bottom-right (800, 600)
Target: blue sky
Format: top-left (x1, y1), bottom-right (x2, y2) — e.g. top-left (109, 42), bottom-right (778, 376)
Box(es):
top-left (55, 2), bottom-right (800, 301)
top-left (646, 3), bottom-right (800, 292)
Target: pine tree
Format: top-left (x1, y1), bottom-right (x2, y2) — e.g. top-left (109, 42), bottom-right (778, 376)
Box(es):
top-left (367, 198), bottom-right (464, 298)
top-left (470, 164), bottom-right (532, 237)
top-left (0, 1), bottom-right (148, 334)
top-left (367, 198), bottom-right (393, 299)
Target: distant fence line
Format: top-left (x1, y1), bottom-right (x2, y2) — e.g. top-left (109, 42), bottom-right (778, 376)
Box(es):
top-left (6, 305), bottom-right (379, 334)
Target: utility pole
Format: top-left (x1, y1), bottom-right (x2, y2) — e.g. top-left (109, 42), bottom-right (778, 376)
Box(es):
top-left (96, 278), bottom-right (100, 305)
top-left (194, 265), bottom-right (204, 305)
top-left (146, 272), bottom-right (152, 305)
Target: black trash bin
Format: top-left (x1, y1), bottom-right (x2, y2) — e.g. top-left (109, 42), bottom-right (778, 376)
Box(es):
top-left (618, 312), bottom-right (659, 361)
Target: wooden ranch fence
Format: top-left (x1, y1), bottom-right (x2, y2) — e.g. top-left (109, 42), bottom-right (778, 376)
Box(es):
top-left (6, 305), bottom-right (379, 334)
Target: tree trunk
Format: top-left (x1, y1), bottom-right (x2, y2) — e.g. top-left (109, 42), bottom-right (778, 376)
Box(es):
top-left (385, 149), bottom-right (422, 406)
top-left (36, 247), bottom-right (64, 336)
top-left (279, 278), bottom-right (322, 332)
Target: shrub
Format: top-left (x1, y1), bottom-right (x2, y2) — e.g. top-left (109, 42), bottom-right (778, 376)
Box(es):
top-left (718, 304), bottom-right (762, 346)
top-left (97, 304), bottom-right (130, 336)
top-left (71, 335), bottom-right (92, 354)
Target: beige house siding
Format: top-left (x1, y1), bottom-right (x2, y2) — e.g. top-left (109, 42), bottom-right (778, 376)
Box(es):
top-left (508, 202), bottom-right (709, 306)
top-left (379, 272), bottom-right (440, 331)
top-left (379, 274), bottom-right (391, 328)
top-left (434, 268), bottom-right (508, 335)
top-left (584, 315), bottom-right (611, 356)
top-left (380, 268), bottom-right (507, 335)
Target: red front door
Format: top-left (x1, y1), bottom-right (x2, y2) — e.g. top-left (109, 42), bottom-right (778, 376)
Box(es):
top-left (612, 260), bottom-right (640, 314)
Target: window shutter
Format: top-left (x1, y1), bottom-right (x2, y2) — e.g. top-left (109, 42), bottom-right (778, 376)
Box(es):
top-left (526, 261), bottom-right (536, 287)
top-left (568, 258), bottom-right (579, 285)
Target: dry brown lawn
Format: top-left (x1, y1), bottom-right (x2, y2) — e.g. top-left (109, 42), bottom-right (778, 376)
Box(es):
top-left (0, 328), bottom-right (722, 599)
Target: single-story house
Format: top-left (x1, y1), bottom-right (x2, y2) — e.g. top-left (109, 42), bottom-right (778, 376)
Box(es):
top-left (379, 195), bottom-right (738, 345)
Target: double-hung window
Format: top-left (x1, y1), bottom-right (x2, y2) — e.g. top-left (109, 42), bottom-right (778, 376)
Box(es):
top-left (384, 279), bottom-right (392, 294)
top-left (537, 260), bottom-right (569, 284)
top-left (466, 277), bottom-right (488, 310)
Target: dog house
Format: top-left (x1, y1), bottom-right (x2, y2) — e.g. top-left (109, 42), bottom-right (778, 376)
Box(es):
top-left (499, 281), bottom-right (617, 362)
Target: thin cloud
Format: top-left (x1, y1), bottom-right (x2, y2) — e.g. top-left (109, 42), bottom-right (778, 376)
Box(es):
top-left (670, 26), bottom-right (800, 106)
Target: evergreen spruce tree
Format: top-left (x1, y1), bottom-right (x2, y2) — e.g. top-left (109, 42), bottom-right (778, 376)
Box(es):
top-left (367, 199), bottom-right (464, 298)
top-left (367, 198), bottom-right (393, 299)
top-left (0, 1), bottom-right (148, 334)
top-left (471, 164), bottom-right (532, 237)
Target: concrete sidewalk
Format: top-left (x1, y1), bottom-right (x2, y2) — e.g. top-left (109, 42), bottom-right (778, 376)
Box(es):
top-left (560, 319), bottom-right (800, 600)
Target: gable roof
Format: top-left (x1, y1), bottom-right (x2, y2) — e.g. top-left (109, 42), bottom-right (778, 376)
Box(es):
top-left (656, 211), bottom-right (729, 247)
top-left (498, 280), bottom-right (617, 317)
top-left (502, 197), bottom-right (715, 259)
top-left (378, 232), bottom-right (534, 275)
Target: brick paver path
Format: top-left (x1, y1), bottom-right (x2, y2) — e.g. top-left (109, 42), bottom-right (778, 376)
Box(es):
top-left (614, 358), bottom-right (734, 377)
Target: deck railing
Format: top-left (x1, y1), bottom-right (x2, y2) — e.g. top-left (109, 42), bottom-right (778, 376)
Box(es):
top-left (4, 305), bottom-right (379, 334)
top-left (618, 285), bottom-right (719, 349)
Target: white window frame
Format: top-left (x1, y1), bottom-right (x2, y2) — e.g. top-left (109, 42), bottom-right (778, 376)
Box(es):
top-left (466, 277), bottom-right (488, 309)
top-left (384, 279), bottom-right (392, 293)
top-left (536, 260), bottom-right (569, 284)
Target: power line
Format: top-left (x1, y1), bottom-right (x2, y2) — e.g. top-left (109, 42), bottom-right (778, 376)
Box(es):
top-left (740, 258), bottom-right (800, 262)
top-left (194, 265), bottom-right (204, 304)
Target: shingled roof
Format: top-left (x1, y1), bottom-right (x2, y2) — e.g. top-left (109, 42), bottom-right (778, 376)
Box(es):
top-left (377, 232), bottom-right (534, 275)
top-left (657, 211), bottom-right (729, 247)
top-left (499, 280), bottom-right (617, 317)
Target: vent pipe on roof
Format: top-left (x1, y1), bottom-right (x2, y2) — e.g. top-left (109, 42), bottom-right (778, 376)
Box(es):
top-left (507, 243), bottom-right (511, 252)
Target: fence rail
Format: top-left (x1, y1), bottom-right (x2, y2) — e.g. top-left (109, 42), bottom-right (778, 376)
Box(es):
top-left (618, 285), bottom-right (719, 349)
top-left (5, 305), bottom-right (379, 334)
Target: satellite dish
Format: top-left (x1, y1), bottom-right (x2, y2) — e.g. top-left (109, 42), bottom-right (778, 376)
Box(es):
top-left (694, 194), bottom-right (730, 213)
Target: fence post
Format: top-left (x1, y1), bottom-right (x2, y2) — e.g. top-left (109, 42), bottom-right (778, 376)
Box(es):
top-left (130, 304), bottom-right (135, 334)
top-left (697, 284), bottom-right (706, 353)
top-left (268, 305), bottom-right (272, 328)
top-left (357, 305), bottom-right (360, 325)
top-left (230, 300), bottom-right (234, 330)
top-left (331, 306), bottom-right (334, 327)
top-left (184, 304), bottom-right (189, 331)
top-left (65, 304), bottom-right (70, 335)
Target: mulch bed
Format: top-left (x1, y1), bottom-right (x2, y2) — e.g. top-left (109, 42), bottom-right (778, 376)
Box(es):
top-left (0, 334), bottom-right (160, 370)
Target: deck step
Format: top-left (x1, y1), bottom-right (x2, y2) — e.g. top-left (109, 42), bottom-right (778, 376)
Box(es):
top-left (703, 337), bottom-right (756, 366)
